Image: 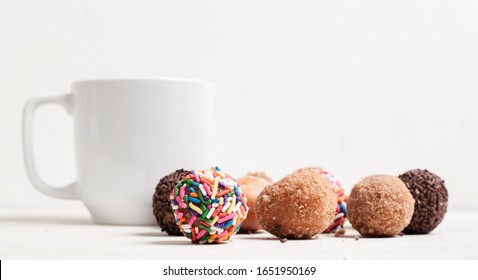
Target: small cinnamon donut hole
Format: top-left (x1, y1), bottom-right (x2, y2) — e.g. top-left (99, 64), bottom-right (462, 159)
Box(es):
top-left (348, 175), bottom-right (415, 237)
top-left (255, 168), bottom-right (336, 239)
top-left (246, 172), bottom-right (273, 183)
top-left (237, 175), bottom-right (270, 233)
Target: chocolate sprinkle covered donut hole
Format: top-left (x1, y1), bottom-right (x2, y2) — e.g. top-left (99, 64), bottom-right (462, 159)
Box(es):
top-left (255, 168), bottom-right (336, 239)
top-left (152, 169), bottom-right (192, 235)
top-left (348, 175), bottom-right (414, 237)
top-left (398, 169), bottom-right (448, 234)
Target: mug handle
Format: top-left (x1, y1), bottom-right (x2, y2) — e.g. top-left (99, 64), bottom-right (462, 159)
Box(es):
top-left (22, 93), bottom-right (79, 199)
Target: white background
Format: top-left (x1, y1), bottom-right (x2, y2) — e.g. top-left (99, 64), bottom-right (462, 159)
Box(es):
top-left (1, 0), bottom-right (477, 210)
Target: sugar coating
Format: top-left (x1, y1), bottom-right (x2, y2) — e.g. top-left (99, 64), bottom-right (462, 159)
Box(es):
top-left (255, 168), bottom-right (336, 239)
top-left (237, 175), bottom-right (271, 233)
top-left (246, 172), bottom-right (273, 183)
top-left (299, 167), bottom-right (348, 233)
top-left (348, 175), bottom-right (415, 237)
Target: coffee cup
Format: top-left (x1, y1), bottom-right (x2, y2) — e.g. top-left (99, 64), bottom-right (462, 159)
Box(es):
top-left (23, 78), bottom-right (215, 225)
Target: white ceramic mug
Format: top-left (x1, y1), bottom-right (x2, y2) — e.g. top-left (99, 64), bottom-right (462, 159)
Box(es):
top-left (23, 78), bottom-right (215, 225)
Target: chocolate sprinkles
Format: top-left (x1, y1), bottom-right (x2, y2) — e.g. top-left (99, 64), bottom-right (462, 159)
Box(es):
top-left (152, 169), bottom-right (192, 236)
top-left (398, 169), bottom-right (448, 234)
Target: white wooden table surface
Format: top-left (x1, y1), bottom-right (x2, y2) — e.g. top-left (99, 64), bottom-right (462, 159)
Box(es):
top-left (1, 195), bottom-right (477, 260)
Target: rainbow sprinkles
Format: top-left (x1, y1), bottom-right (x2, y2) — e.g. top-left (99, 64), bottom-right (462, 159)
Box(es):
top-left (314, 167), bottom-right (348, 233)
top-left (170, 166), bottom-right (248, 244)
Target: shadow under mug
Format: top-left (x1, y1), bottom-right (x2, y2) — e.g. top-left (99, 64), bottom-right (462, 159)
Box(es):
top-left (23, 78), bottom-right (215, 225)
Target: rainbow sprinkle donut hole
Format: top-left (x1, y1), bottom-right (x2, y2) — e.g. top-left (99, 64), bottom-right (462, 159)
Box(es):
top-left (170, 166), bottom-right (248, 244)
top-left (315, 167), bottom-right (348, 233)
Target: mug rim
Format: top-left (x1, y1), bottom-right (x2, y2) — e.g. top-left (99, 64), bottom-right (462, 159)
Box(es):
top-left (72, 77), bottom-right (214, 87)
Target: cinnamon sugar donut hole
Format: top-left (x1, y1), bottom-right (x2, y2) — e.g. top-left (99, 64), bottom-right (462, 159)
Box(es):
top-left (246, 172), bottom-right (273, 183)
top-left (237, 175), bottom-right (270, 233)
top-left (348, 175), bottom-right (415, 237)
top-left (255, 168), bottom-right (336, 239)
